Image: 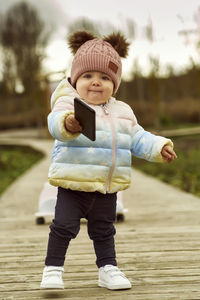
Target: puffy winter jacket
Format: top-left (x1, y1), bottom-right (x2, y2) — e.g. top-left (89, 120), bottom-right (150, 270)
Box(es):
top-left (48, 79), bottom-right (173, 194)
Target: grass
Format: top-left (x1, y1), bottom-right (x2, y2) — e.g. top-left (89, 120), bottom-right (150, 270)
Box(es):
top-left (0, 145), bottom-right (44, 196)
top-left (133, 135), bottom-right (200, 198)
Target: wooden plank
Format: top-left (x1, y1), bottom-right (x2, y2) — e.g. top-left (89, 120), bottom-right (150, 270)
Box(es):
top-left (1, 292), bottom-right (200, 300)
top-left (1, 271), bottom-right (200, 286)
top-left (1, 284), bottom-right (200, 300)
top-left (1, 137), bottom-right (200, 299)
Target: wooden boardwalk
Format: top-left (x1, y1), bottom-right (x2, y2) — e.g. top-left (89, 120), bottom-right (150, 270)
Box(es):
top-left (1, 136), bottom-right (200, 299)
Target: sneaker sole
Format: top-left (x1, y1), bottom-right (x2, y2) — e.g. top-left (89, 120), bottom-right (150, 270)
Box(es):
top-left (98, 281), bottom-right (131, 290)
top-left (40, 283), bottom-right (64, 289)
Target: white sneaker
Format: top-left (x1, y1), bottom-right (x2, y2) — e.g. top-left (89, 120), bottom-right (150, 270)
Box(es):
top-left (40, 266), bottom-right (64, 289)
top-left (98, 265), bottom-right (131, 290)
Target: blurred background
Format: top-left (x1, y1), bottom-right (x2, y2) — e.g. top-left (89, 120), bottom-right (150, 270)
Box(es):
top-left (0, 0), bottom-right (200, 130)
top-left (0, 0), bottom-right (200, 197)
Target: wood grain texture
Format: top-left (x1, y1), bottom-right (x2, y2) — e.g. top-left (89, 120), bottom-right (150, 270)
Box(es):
top-left (1, 137), bottom-right (200, 300)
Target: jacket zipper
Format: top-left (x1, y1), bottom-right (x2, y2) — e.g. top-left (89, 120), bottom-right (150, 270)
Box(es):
top-left (101, 104), bottom-right (117, 193)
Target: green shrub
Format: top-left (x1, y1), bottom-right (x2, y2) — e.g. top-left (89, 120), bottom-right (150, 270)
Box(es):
top-left (0, 145), bottom-right (44, 196)
top-left (133, 136), bottom-right (200, 197)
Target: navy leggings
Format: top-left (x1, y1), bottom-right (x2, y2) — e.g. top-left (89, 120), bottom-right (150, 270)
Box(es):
top-left (45, 187), bottom-right (117, 268)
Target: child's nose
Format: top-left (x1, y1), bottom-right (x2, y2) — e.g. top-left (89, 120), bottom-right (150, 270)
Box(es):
top-left (92, 78), bottom-right (101, 86)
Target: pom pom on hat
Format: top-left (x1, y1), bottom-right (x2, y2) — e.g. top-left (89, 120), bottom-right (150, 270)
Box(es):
top-left (68, 31), bottom-right (130, 94)
top-left (68, 31), bottom-right (96, 54)
top-left (103, 32), bottom-right (129, 58)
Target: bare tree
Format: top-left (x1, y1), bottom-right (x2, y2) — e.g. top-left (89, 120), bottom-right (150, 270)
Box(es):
top-left (125, 18), bottom-right (136, 41)
top-left (144, 17), bottom-right (154, 43)
top-left (67, 17), bottom-right (102, 37)
top-left (194, 6), bottom-right (200, 55)
top-left (148, 56), bottom-right (161, 128)
top-left (67, 16), bottom-right (130, 39)
top-left (0, 1), bottom-right (51, 94)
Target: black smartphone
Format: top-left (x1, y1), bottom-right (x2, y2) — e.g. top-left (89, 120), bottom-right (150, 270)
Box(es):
top-left (74, 98), bottom-right (96, 141)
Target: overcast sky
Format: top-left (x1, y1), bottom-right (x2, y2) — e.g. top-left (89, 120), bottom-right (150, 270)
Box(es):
top-left (1, 0), bottom-right (200, 78)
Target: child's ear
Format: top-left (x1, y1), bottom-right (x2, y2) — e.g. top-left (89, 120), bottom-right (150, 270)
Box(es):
top-left (103, 32), bottom-right (130, 58)
top-left (68, 31), bottom-right (96, 54)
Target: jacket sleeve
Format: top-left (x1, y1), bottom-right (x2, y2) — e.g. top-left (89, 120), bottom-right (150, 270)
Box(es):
top-left (48, 110), bottom-right (80, 142)
top-left (131, 124), bottom-right (173, 163)
top-left (48, 81), bottom-right (80, 142)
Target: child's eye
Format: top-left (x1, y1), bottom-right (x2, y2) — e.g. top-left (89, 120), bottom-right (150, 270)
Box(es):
top-left (83, 73), bottom-right (92, 79)
top-left (102, 75), bottom-right (110, 81)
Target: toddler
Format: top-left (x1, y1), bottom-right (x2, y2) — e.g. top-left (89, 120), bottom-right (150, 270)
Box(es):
top-left (40, 31), bottom-right (177, 290)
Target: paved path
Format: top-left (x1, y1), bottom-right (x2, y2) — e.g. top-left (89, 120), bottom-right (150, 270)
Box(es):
top-left (1, 130), bottom-right (200, 300)
top-left (158, 126), bottom-right (200, 137)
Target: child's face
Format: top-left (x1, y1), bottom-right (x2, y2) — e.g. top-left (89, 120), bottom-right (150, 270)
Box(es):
top-left (76, 71), bottom-right (114, 105)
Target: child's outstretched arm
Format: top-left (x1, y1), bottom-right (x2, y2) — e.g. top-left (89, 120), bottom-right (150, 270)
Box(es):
top-left (161, 145), bottom-right (177, 163)
top-left (48, 79), bottom-right (83, 141)
top-left (130, 124), bottom-right (177, 163)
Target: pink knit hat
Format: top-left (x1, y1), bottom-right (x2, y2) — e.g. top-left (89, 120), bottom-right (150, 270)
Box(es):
top-left (68, 32), bottom-right (129, 94)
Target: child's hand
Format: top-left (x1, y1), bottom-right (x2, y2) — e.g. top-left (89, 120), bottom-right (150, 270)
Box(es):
top-left (161, 145), bottom-right (177, 163)
top-left (65, 115), bottom-right (82, 133)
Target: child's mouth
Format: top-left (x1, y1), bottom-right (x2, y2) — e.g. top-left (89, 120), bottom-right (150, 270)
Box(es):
top-left (89, 90), bottom-right (102, 93)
